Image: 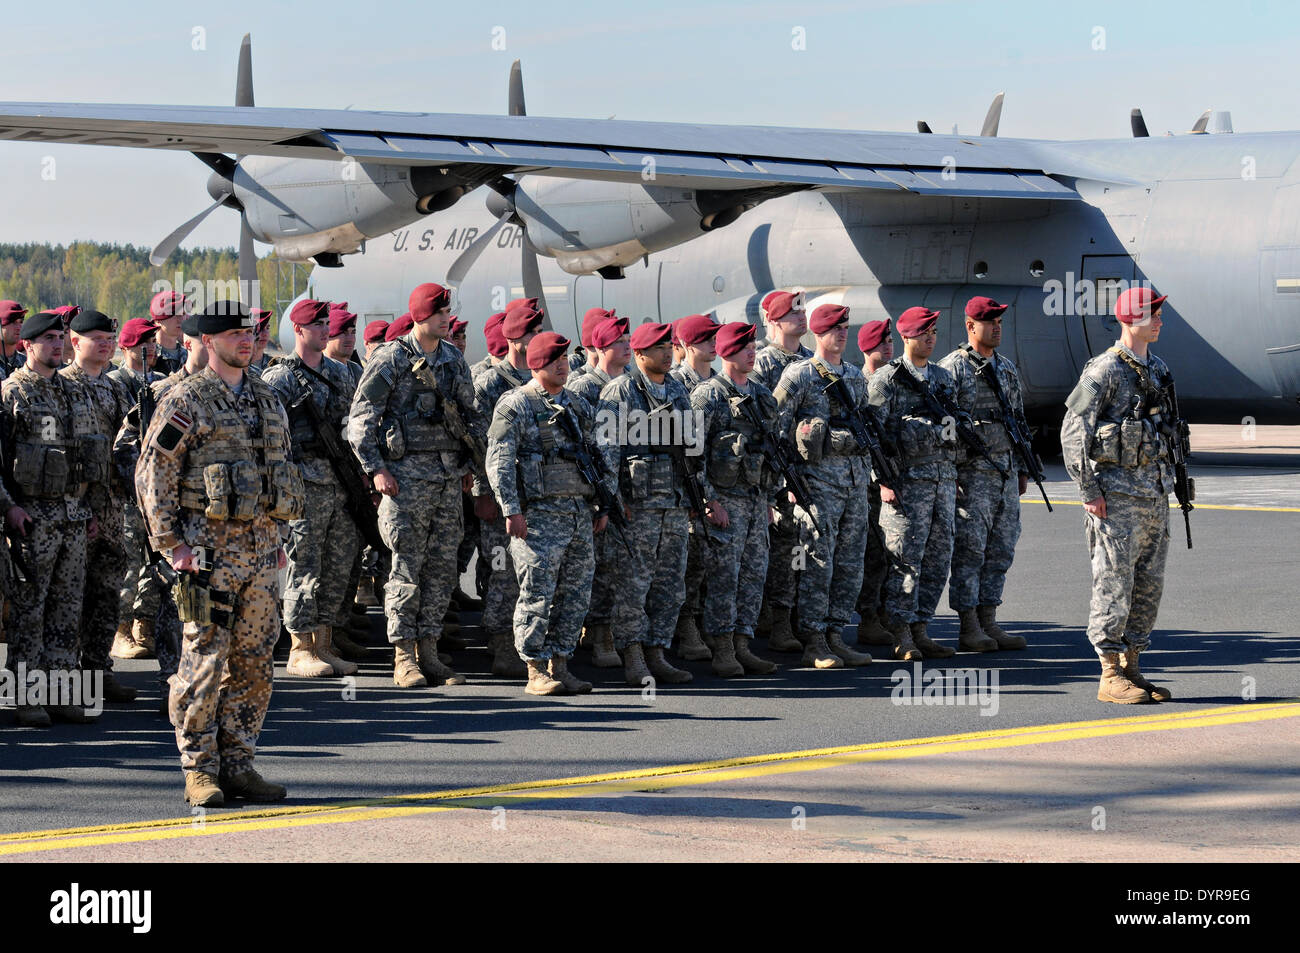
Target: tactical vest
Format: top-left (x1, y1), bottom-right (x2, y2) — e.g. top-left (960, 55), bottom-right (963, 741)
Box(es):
top-left (708, 378), bottom-right (776, 490)
top-left (888, 361), bottom-right (949, 468)
top-left (387, 340), bottom-right (461, 456)
top-left (282, 360), bottom-right (335, 459)
top-left (622, 373), bottom-right (683, 499)
top-left (958, 347), bottom-right (1012, 456)
top-left (1088, 348), bottom-right (1170, 469)
top-left (177, 374), bottom-right (303, 522)
top-left (8, 373), bottom-right (102, 500)
top-left (515, 391), bottom-right (594, 504)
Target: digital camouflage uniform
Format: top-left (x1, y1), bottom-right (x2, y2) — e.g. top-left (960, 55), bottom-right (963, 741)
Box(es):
top-left (565, 365), bottom-right (622, 629)
top-left (1060, 343), bottom-right (1174, 656)
top-left (137, 366), bottom-right (302, 775)
top-left (469, 353), bottom-right (496, 384)
top-left (856, 364), bottom-right (888, 622)
top-left (595, 368), bottom-right (698, 650)
top-left (773, 357), bottom-right (873, 636)
top-left (263, 355), bottom-right (360, 635)
top-left (0, 348), bottom-right (25, 380)
top-left (347, 332), bottom-right (485, 645)
top-left (866, 357), bottom-right (960, 625)
top-left (107, 366), bottom-right (166, 626)
top-left (154, 342), bottom-right (186, 377)
top-left (937, 344), bottom-right (1024, 612)
top-left (669, 362), bottom-right (714, 630)
top-left (486, 380), bottom-right (598, 660)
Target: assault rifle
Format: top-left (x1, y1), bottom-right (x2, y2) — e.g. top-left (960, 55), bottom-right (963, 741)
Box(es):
top-left (974, 361), bottom-right (1052, 511)
top-left (725, 385), bottom-right (826, 538)
top-left (891, 363), bottom-right (1009, 478)
top-left (549, 404), bottom-right (635, 558)
top-left (630, 374), bottom-right (712, 542)
top-left (409, 353), bottom-right (487, 472)
top-left (811, 361), bottom-right (902, 485)
top-left (1160, 381), bottom-right (1195, 549)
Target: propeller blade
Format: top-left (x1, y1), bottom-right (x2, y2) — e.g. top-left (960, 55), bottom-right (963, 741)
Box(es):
top-left (508, 59), bottom-right (526, 116)
top-left (916, 120), bottom-right (933, 134)
top-left (980, 92), bottom-right (1004, 137)
top-left (1130, 108), bottom-right (1150, 138)
top-left (235, 34), bottom-right (254, 107)
top-left (150, 193), bottom-right (231, 266)
top-left (1189, 109), bottom-right (1210, 134)
top-left (447, 211), bottom-right (511, 285)
top-left (239, 213), bottom-right (257, 304)
top-left (521, 238), bottom-right (551, 329)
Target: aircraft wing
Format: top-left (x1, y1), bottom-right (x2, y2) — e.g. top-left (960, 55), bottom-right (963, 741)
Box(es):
top-left (0, 102), bottom-right (1133, 200)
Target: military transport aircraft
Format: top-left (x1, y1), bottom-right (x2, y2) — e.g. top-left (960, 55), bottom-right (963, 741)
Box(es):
top-left (2, 35), bottom-right (1299, 431)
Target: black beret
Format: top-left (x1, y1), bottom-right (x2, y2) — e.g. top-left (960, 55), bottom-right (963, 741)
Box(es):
top-left (69, 309), bottom-right (115, 334)
top-left (195, 300), bottom-right (254, 335)
top-left (20, 311), bottom-right (64, 341)
top-left (181, 314), bottom-right (203, 337)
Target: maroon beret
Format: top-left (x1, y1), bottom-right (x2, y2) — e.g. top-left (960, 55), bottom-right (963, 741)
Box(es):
top-left (715, 321), bottom-right (757, 359)
top-left (118, 317), bottom-right (160, 349)
top-left (1115, 287), bottom-right (1167, 325)
top-left (582, 308), bottom-right (616, 346)
top-left (857, 319), bottom-right (891, 354)
top-left (507, 297), bottom-right (539, 313)
top-left (761, 291), bottom-right (799, 321)
top-left (527, 332), bottom-right (571, 370)
top-left (631, 322), bottom-right (673, 350)
top-left (670, 319), bottom-right (683, 348)
top-left (965, 296), bottom-right (1009, 321)
top-left (897, 306), bottom-right (940, 337)
top-left (0, 301), bottom-right (27, 326)
top-left (809, 304), bottom-right (850, 334)
top-left (409, 283), bottom-right (452, 321)
top-left (677, 314), bottom-right (720, 347)
top-left (590, 316), bottom-right (629, 350)
top-left (502, 305), bottom-right (545, 340)
top-left (250, 309), bottom-right (273, 333)
top-left (385, 312), bottom-right (414, 342)
top-left (290, 299), bottom-right (329, 326)
top-left (484, 312), bottom-right (508, 357)
top-left (363, 321), bottom-right (390, 344)
top-left (149, 291), bottom-right (187, 319)
top-left (328, 306), bottom-right (357, 338)
top-left (448, 317), bottom-right (468, 336)
top-left (52, 305), bottom-right (80, 326)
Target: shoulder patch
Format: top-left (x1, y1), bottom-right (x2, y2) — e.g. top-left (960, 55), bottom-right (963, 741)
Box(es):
top-left (153, 409), bottom-right (193, 454)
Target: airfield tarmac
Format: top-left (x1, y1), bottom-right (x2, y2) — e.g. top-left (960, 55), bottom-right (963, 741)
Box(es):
top-left (1, 425), bottom-right (1296, 862)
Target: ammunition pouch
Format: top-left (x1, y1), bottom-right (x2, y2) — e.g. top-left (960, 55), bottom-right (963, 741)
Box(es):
top-left (795, 418), bottom-right (827, 465)
top-left (380, 418), bottom-right (406, 460)
top-left (826, 427), bottom-right (860, 457)
top-left (708, 431), bottom-right (747, 489)
top-left (1091, 419), bottom-right (1159, 469)
top-left (173, 571), bottom-right (235, 628)
top-left (1090, 422), bottom-right (1122, 466)
top-left (623, 455), bottom-right (674, 501)
top-left (969, 418), bottom-right (1012, 455)
top-left (540, 460), bottom-right (593, 499)
top-left (11, 440), bottom-right (74, 499)
top-left (76, 433), bottom-right (110, 486)
top-left (181, 458), bottom-right (303, 521)
top-left (267, 460), bottom-right (305, 520)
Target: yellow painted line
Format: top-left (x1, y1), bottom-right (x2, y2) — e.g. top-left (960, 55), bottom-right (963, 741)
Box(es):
top-left (2, 700), bottom-right (1296, 857)
top-left (1025, 498), bottom-right (1300, 513)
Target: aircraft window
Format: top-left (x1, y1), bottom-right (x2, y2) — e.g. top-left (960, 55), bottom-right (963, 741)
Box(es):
top-left (1029, 260), bottom-right (1045, 278)
top-left (973, 261), bottom-right (989, 279)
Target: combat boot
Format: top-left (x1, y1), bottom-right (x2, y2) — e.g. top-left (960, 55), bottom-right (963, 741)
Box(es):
top-left (646, 645), bottom-right (693, 683)
top-left (734, 633), bottom-right (777, 675)
top-left (767, 605), bottom-right (803, 653)
top-left (623, 642), bottom-right (652, 687)
top-left (491, 632), bottom-right (528, 679)
top-left (330, 625), bottom-right (369, 661)
top-left (977, 605), bottom-right (1026, 650)
top-left (549, 655), bottom-right (592, 694)
top-left (891, 620), bottom-right (922, 662)
top-left (525, 659), bottom-right (566, 695)
top-left (184, 771), bottom-right (224, 807)
top-left (110, 620), bottom-right (137, 660)
top-left (220, 767), bottom-right (287, 802)
top-left (102, 670), bottom-right (138, 703)
top-left (315, 628), bottom-right (358, 677)
top-left (286, 630), bottom-right (333, 678)
top-left (393, 640), bottom-right (427, 688)
top-left (416, 636), bottom-right (467, 686)
top-left (755, 600), bottom-right (773, 639)
top-left (1122, 649), bottom-right (1171, 702)
top-left (674, 612), bottom-right (712, 661)
top-left (16, 705), bottom-right (51, 728)
top-left (800, 631), bottom-right (844, 669)
top-left (131, 618), bottom-right (157, 659)
top-left (1098, 653), bottom-right (1151, 704)
top-left (911, 621), bottom-right (954, 659)
top-left (957, 609), bottom-right (998, 653)
top-left (355, 575), bottom-right (380, 607)
top-left (710, 631), bottom-right (745, 678)
top-left (857, 610), bottom-right (895, 646)
top-left (587, 623), bottom-right (622, 668)
top-left (827, 629), bottom-right (872, 666)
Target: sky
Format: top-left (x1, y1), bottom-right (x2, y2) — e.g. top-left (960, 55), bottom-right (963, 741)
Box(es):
top-left (2, 0), bottom-right (1298, 251)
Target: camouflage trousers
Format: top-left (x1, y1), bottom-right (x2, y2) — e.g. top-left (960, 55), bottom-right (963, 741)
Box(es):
top-left (154, 585), bottom-right (182, 692)
top-left (611, 506), bottom-right (689, 649)
top-left (948, 465), bottom-right (1022, 611)
top-left (80, 507), bottom-right (127, 672)
top-left (880, 478), bottom-right (957, 624)
top-left (795, 472), bottom-right (870, 636)
top-left (480, 515), bottom-right (519, 636)
top-left (120, 503), bottom-right (164, 623)
top-left (509, 504), bottom-right (595, 660)
top-left (856, 480), bottom-right (887, 617)
top-left (1084, 492), bottom-right (1169, 656)
top-left (701, 492), bottom-right (770, 639)
top-left (763, 498), bottom-right (803, 610)
top-left (583, 524), bottom-right (618, 627)
top-left (170, 547), bottom-right (279, 775)
top-left (682, 523), bottom-right (708, 621)
top-left (458, 497), bottom-right (479, 574)
top-left (283, 478), bottom-right (360, 633)
top-left (4, 504), bottom-right (86, 675)
top-left (378, 476), bottom-right (462, 644)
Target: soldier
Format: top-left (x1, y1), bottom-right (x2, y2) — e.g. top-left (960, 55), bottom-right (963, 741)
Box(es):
top-left (0, 301), bottom-right (27, 379)
top-left (263, 299), bottom-right (361, 679)
top-left (355, 315), bottom-right (393, 607)
top-left (596, 321), bottom-right (719, 687)
top-left (855, 319), bottom-right (896, 648)
top-left (383, 312), bottom-right (414, 343)
top-left (487, 331), bottom-right (607, 694)
top-left (348, 282), bottom-right (485, 688)
top-left (448, 316), bottom-right (468, 354)
top-left (470, 312), bottom-right (507, 383)
top-left (362, 320), bottom-right (390, 361)
top-left (691, 321), bottom-right (780, 678)
top-left (149, 291), bottom-right (188, 375)
top-left (866, 306), bottom-right (961, 662)
top-left (752, 290), bottom-right (810, 654)
top-left (570, 307), bottom-right (615, 379)
top-left (2, 310), bottom-right (97, 726)
top-left (773, 304), bottom-right (873, 669)
top-left (137, 299), bottom-right (303, 806)
top-left (62, 309), bottom-right (137, 704)
top-left (247, 309), bottom-right (274, 376)
top-left (1061, 286), bottom-right (1176, 704)
top-left (937, 297), bottom-right (1030, 652)
top-left (472, 302), bottom-right (545, 679)
top-left (324, 303), bottom-right (362, 370)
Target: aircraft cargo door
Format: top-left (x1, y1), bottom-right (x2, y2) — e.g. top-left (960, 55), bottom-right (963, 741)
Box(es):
top-left (1079, 255), bottom-right (1135, 358)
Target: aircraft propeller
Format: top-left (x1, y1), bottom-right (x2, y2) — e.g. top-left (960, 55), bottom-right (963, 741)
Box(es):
top-left (916, 92), bottom-right (1003, 136)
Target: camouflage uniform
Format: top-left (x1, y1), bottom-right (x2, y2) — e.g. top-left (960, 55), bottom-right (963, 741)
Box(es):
top-left (0, 349), bottom-right (25, 380)
top-left (690, 373), bottom-right (777, 641)
top-left (263, 355), bottom-right (360, 634)
top-left (486, 381), bottom-right (598, 659)
top-left (1060, 343), bottom-right (1174, 656)
top-left (154, 343), bottom-right (186, 377)
top-left (866, 358), bottom-right (960, 625)
top-left (347, 332), bottom-right (485, 645)
top-left (0, 368), bottom-right (94, 677)
top-left (469, 353), bottom-right (496, 384)
top-left (773, 357), bottom-right (873, 636)
top-left (669, 363), bottom-right (714, 629)
top-left (565, 366), bottom-right (623, 629)
top-left (137, 366), bottom-right (301, 775)
top-left (595, 368), bottom-right (698, 650)
top-left (937, 344), bottom-right (1024, 612)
